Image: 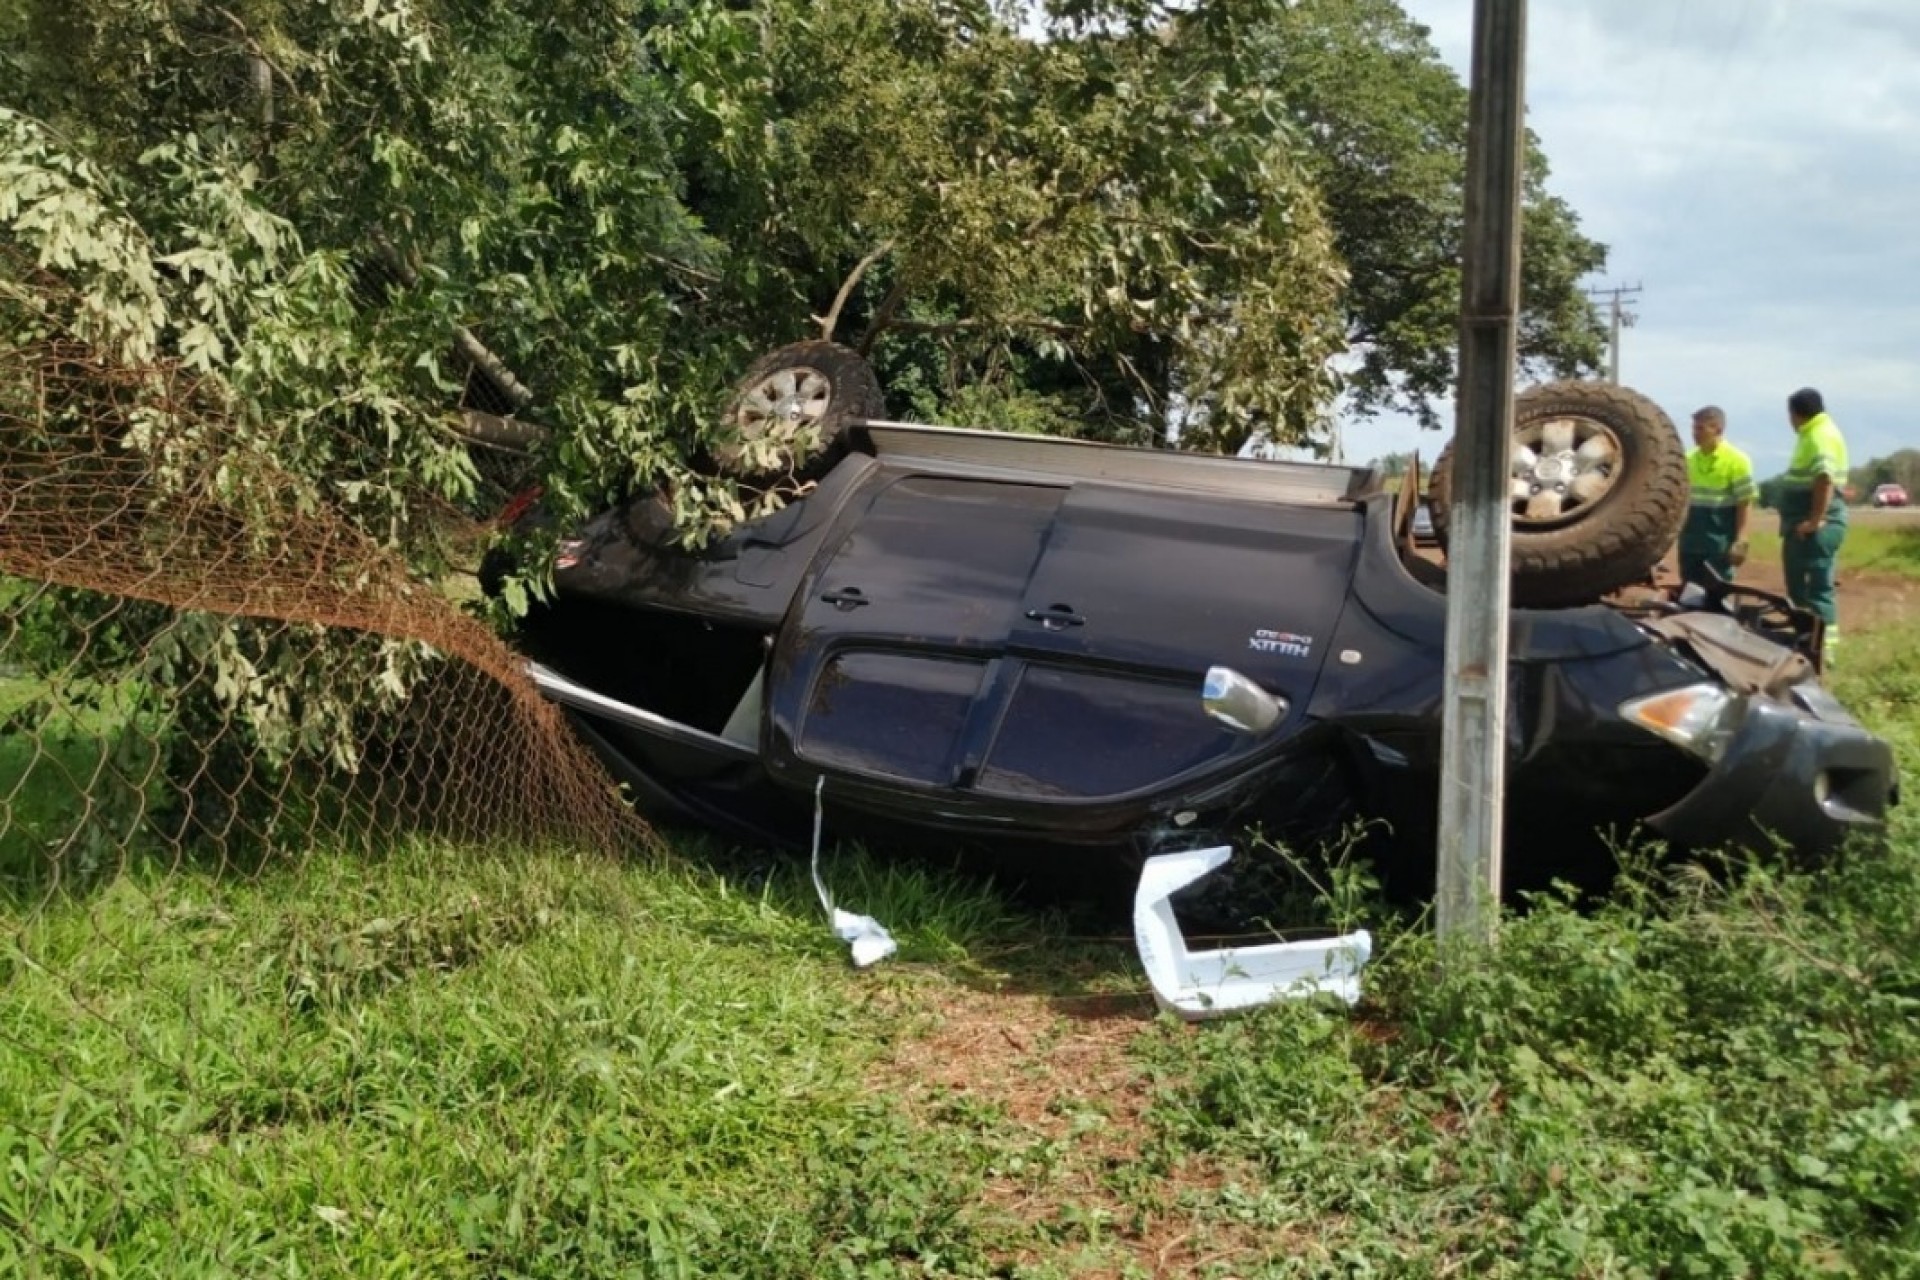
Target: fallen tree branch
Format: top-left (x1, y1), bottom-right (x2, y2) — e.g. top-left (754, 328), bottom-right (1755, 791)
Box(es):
top-left (812, 240), bottom-right (895, 344)
top-left (857, 275), bottom-right (913, 357)
top-left (448, 410), bottom-right (550, 453)
top-left (370, 231), bottom-right (536, 412)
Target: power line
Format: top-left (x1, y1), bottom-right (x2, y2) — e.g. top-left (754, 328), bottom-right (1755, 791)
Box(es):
top-left (1585, 282), bottom-right (1642, 383)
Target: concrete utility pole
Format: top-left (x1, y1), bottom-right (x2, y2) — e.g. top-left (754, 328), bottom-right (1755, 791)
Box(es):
top-left (1436, 0), bottom-right (1528, 944)
top-left (1587, 282), bottom-right (1642, 383)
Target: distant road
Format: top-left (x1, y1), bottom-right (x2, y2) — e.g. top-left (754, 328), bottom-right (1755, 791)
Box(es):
top-left (1852, 505), bottom-right (1920, 526)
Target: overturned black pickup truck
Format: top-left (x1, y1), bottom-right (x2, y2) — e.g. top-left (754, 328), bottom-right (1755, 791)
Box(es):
top-left (510, 344), bottom-right (1897, 897)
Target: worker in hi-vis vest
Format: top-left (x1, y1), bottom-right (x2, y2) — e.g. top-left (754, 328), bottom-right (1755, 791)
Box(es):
top-left (1779, 386), bottom-right (1850, 660)
top-left (1678, 404), bottom-right (1756, 587)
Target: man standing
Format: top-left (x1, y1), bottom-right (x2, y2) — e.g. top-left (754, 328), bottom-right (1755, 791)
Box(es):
top-left (1779, 387), bottom-right (1849, 659)
top-left (1678, 405), bottom-right (1756, 586)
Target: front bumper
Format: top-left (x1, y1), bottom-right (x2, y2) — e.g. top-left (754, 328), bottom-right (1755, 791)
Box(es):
top-left (1646, 691), bottom-right (1896, 856)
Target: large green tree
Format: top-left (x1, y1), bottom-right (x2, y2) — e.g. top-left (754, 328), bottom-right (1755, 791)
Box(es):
top-left (795, 0), bottom-right (1611, 445)
top-left (664, 0), bottom-right (1353, 452)
top-left (2, 0), bottom-right (1609, 496)
top-left (1243, 0), bottom-right (1610, 427)
top-left (1851, 449), bottom-right (1920, 499)
top-left (0, 0), bottom-right (1368, 492)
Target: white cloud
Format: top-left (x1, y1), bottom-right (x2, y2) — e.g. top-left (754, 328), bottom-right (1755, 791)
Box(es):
top-left (1349, 0), bottom-right (1920, 478)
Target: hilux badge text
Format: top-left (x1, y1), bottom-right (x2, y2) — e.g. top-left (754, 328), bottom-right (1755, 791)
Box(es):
top-left (1249, 628), bottom-right (1313, 658)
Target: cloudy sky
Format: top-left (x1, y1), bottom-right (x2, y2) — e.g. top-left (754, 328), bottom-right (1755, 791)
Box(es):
top-left (1349, 0), bottom-right (1920, 477)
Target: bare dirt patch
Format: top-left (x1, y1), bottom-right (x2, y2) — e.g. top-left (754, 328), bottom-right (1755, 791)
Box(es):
top-left (1650, 556), bottom-right (1918, 633)
top-left (868, 972), bottom-right (1296, 1277)
top-left (1413, 542), bottom-right (1917, 634)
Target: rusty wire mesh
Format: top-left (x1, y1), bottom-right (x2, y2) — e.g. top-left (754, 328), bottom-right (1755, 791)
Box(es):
top-left (1, 282), bottom-right (654, 1269)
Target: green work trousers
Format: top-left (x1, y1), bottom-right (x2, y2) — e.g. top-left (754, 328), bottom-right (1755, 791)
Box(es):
top-left (1781, 521), bottom-right (1845, 625)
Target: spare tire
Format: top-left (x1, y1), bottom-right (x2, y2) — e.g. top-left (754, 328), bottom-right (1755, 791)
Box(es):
top-left (713, 340), bottom-right (885, 482)
top-left (1430, 381), bottom-right (1687, 608)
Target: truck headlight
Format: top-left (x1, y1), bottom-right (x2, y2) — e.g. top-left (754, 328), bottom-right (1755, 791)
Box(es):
top-left (1619, 683), bottom-right (1742, 764)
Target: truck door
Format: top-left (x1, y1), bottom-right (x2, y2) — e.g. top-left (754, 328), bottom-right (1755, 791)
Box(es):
top-left (766, 473), bottom-right (1065, 789)
top-left (971, 484), bottom-right (1362, 802)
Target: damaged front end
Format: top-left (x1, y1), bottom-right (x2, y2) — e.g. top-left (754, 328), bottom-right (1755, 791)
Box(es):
top-left (1629, 606), bottom-right (1896, 856)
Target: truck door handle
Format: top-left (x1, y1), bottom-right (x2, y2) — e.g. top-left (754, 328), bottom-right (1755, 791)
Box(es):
top-left (819, 586), bottom-right (870, 611)
top-left (1025, 604), bottom-right (1086, 630)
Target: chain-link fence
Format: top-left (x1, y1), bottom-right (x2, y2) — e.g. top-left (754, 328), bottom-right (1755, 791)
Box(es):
top-left (1, 299), bottom-right (649, 1271)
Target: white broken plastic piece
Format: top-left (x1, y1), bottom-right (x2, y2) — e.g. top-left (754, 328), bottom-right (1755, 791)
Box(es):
top-left (831, 907), bottom-right (897, 969)
top-left (809, 777), bottom-right (897, 969)
top-left (1133, 846), bottom-right (1371, 1020)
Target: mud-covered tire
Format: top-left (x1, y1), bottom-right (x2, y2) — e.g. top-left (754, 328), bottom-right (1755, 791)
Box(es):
top-left (713, 341), bottom-right (885, 481)
top-left (1431, 381), bottom-right (1688, 608)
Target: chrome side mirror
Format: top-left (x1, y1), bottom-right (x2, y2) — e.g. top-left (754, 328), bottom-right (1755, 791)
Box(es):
top-left (1202, 666), bottom-right (1288, 734)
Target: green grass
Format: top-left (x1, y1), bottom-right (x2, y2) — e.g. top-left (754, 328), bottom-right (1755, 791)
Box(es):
top-left (1123, 635), bottom-right (1920, 1277)
top-left (1, 676), bottom-right (164, 886)
top-left (1744, 508), bottom-right (1920, 578)
top-left (1, 840), bottom-right (1069, 1278)
top-left (4, 611), bottom-right (1919, 1276)
top-left (1139, 835), bottom-right (1920, 1276)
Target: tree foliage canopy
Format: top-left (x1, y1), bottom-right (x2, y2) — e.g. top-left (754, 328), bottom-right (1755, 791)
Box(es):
top-left (1243, 0), bottom-right (1608, 426)
top-left (0, 0), bottom-right (1611, 810)
top-left (1852, 449), bottom-right (1920, 498)
top-left (3, 0), bottom-right (1608, 513)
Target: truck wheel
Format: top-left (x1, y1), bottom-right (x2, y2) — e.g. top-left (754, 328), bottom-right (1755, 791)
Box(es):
top-left (714, 341), bottom-right (885, 481)
top-left (1431, 381), bottom-right (1688, 607)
